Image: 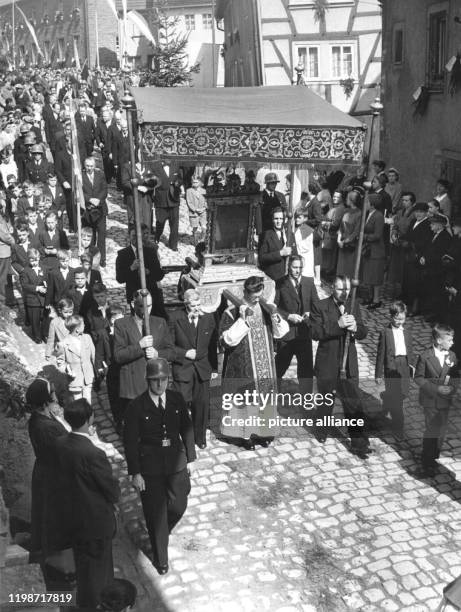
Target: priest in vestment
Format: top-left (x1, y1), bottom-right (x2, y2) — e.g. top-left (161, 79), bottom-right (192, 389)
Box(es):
top-left (219, 276), bottom-right (289, 450)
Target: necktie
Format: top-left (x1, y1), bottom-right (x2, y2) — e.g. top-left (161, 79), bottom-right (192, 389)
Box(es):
top-left (158, 396), bottom-right (164, 411)
top-left (338, 304), bottom-right (345, 316)
top-left (279, 231), bottom-right (285, 247)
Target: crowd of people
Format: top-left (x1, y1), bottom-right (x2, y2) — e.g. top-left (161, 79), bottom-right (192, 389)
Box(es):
top-left (0, 65), bottom-right (460, 609)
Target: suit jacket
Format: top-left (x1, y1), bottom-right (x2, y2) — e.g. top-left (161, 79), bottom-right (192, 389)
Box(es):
top-left (111, 131), bottom-right (130, 167)
top-left (54, 145), bottom-right (73, 186)
top-left (123, 389), bottom-right (196, 476)
top-left (115, 245), bottom-right (165, 303)
top-left (114, 315), bottom-right (175, 400)
top-left (20, 265), bottom-right (47, 306)
top-left (425, 229), bottom-right (453, 268)
top-left (65, 287), bottom-right (89, 315)
top-left (363, 209), bottom-right (385, 259)
top-left (11, 242), bottom-right (31, 274)
top-left (310, 295), bottom-right (367, 380)
top-left (258, 228), bottom-right (292, 282)
top-left (75, 112), bottom-right (95, 146)
top-left (82, 169), bottom-right (108, 214)
top-left (17, 195), bottom-right (39, 217)
top-left (375, 324), bottom-right (415, 378)
top-left (169, 309), bottom-right (218, 383)
top-left (404, 217), bottom-right (432, 258)
top-left (415, 348), bottom-right (459, 410)
top-left (56, 433), bottom-right (120, 541)
top-left (95, 118), bottom-right (112, 149)
top-left (45, 267), bottom-right (75, 306)
top-left (38, 229), bottom-right (70, 269)
top-left (42, 184), bottom-right (66, 214)
top-left (257, 189), bottom-right (287, 234)
top-left (275, 275), bottom-right (319, 342)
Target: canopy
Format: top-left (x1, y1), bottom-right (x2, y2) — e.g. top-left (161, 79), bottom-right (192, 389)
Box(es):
top-left (131, 86), bottom-right (366, 166)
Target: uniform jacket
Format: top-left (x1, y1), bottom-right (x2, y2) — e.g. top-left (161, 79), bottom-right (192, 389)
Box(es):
top-left (258, 228), bottom-right (294, 282)
top-left (123, 389), bottom-right (196, 476)
top-left (168, 309), bottom-right (218, 383)
top-left (114, 315), bottom-right (175, 400)
top-left (415, 348), bottom-right (459, 410)
top-left (275, 275), bottom-right (319, 342)
top-left (115, 244), bottom-right (165, 303)
top-left (375, 324), bottom-right (415, 378)
top-left (310, 295), bottom-right (367, 380)
top-left (25, 159), bottom-right (53, 184)
top-left (56, 433), bottom-right (120, 541)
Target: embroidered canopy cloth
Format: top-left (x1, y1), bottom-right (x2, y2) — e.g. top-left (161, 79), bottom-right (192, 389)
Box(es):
top-left (131, 86), bottom-right (366, 165)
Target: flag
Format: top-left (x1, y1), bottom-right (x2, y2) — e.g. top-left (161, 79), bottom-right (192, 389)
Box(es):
top-left (67, 96), bottom-right (84, 253)
top-left (122, 0), bottom-right (128, 20)
top-left (15, 5), bottom-right (43, 56)
top-left (73, 36), bottom-right (81, 70)
top-left (127, 10), bottom-right (157, 47)
top-left (81, 59), bottom-right (89, 82)
top-left (102, 0), bottom-right (118, 20)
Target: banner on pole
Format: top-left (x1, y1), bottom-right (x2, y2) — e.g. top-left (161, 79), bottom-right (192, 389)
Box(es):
top-left (127, 10), bottom-right (157, 47)
top-left (15, 5), bottom-right (43, 56)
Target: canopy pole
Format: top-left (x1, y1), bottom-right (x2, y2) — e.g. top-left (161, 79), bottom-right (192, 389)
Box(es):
top-left (340, 191), bottom-right (369, 378)
top-left (285, 165), bottom-right (296, 274)
top-left (123, 91), bottom-right (150, 335)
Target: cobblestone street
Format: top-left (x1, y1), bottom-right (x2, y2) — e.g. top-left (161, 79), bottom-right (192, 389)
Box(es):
top-left (14, 183), bottom-right (461, 612)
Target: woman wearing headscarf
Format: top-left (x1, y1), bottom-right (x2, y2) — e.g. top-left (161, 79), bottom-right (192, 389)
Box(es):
top-left (27, 378), bottom-right (70, 574)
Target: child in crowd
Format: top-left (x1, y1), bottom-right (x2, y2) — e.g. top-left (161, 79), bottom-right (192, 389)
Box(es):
top-left (45, 297), bottom-right (73, 360)
top-left (95, 303), bottom-right (124, 430)
top-left (415, 323), bottom-right (459, 475)
top-left (19, 248), bottom-right (47, 343)
top-left (25, 207), bottom-right (42, 245)
top-left (375, 301), bottom-right (415, 433)
top-left (80, 252), bottom-right (102, 287)
top-left (65, 266), bottom-right (90, 315)
top-left (185, 177), bottom-right (207, 244)
top-left (59, 314), bottom-right (95, 402)
top-left (46, 249), bottom-right (75, 309)
top-left (38, 211), bottom-right (70, 271)
top-left (80, 226), bottom-right (101, 271)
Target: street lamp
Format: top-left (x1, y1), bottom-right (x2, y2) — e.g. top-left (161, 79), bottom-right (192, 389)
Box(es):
top-left (121, 90), bottom-right (151, 333)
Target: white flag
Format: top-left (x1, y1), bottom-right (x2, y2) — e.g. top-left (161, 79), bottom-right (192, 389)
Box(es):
top-left (15, 5), bottom-right (43, 56)
top-left (127, 10), bottom-right (157, 47)
top-left (102, 0), bottom-right (118, 20)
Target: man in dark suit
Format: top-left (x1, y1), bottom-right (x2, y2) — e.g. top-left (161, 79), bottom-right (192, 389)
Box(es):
top-left (115, 225), bottom-right (166, 318)
top-left (95, 108), bottom-right (114, 183)
top-left (114, 290), bottom-right (175, 429)
top-left (415, 323), bottom-right (459, 475)
top-left (258, 207), bottom-right (293, 281)
top-left (274, 256), bottom-right (319, 394)
top-left (375, 301), bottom-right (415, 433)
top-left (111, 118), bottom-right (130, 191)
top-left (169, 289), bottom-right (217, 448)
top-left (310, 275), bottom-right (371, 455)
top-left (123, 358), bottom-right (196, 574)
top-left (56, 399), bottom-right (120, 608)
top-left (75, 100), bottom-right (96, 158)
top-left (54, 127), bottom-right (75, 232)
top-left (152, 162), bottom-right (181, 252)
top-left (257, 172), bottom-right (287, 235)
top-left (82, 156), bottom-right (108, 267)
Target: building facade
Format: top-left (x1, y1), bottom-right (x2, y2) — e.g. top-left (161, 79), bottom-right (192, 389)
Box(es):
top-left (381, 0), bottom-right (461, 203)
top-left (0, 0), bottom-right (223, 86)
top-left (215, 0), bottom-right (382, 117)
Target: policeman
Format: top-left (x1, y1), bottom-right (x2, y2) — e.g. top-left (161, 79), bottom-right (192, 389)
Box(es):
top-left (123, 358), bottom-right (196, 575)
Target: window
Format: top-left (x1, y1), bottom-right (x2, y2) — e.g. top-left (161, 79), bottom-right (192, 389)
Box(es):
top-left (428, 10), bottom-right (447, 88)
top-left (202, 13), bottom-right (212, 29)
top-left (331, 45), bottom-right (353, 78)
top-left (297, 46), bottom-right (319, 79)
top-left (185, 14), bottom-right (195, 30)
top-left (393, 27), bottom-right (404, 64)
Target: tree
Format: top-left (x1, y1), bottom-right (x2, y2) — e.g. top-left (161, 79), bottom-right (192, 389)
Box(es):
top-left (147, 0), bottom-right (200, 87)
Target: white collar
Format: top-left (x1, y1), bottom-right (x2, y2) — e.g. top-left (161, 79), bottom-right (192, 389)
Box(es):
top-left (72, 431), bottom-right (94, 443)
top-left (149, 391), bottom-right (166, 407)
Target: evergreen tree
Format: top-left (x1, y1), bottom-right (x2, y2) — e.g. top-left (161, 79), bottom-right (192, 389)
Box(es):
top-left (147, 0), bottom-right (200, 87)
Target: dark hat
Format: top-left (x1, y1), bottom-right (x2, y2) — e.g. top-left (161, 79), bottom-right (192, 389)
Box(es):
top-left (430, 213), bottom-right (448, 226)
top-left (264, 172), bottom-right (279, 184)
top-left (26, 378), bottom-right (52, 408)
top-left (24, 134), bottom-right (36, 145)
top-left (19, 124), bottom-right (29, 134)
top-left (30, 144), bottom-right (43, 154)
top-left (413, 202), bottom-right (429, 212)
top-left (146, 358), bottom-right (169, 379)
